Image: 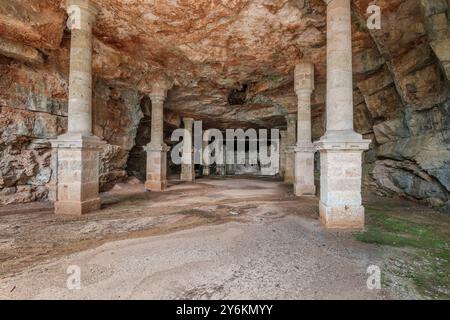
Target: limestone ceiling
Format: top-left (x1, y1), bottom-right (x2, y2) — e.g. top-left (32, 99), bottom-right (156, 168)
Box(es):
top-left (0, 0), bottom-right (445, 130)
top-left (88, 0), bottom-right (328, 128)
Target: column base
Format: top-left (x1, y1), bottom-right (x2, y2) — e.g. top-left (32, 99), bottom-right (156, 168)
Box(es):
top-left (181, 164), bottom-right (195, 181)
top-left (55, 197), bottom-right (101, 216)
top-left (203, 166), bottom-right (211, 176)
top-left (319, 201), bottom-right (365, 230)
top-left (315, 133), bottom-right (370, 230)
top-left (145, 144), bottom-right (169, 192)
top-left (51, 134), bottom-right (105, 216)
top-left (145, 180), bottom-right (167, 192)
top-left (294, 184), bottom-right (316, 197)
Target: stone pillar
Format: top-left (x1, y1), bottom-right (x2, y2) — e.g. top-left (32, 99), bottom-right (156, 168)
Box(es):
top-left (51, 0), bottom-right (104, 215)
top-left (202, 135), bottom-right (210, 176)
top-left (284, 114), bottom-right (296, 184)
top-left (145, 82), bottom-right (170, 191)
top-left (294, 63), bottom-right (316, 196)
top-left (66, 0), bottom-right (97, 136)
top-left (181, 117), bottom-right (195, 181)
top-left (315, 0), bottom-right (371, 229)
top-left (217, 145), bottom-right (226, 176)
top-left (279, 131), bottom-right (287, 178)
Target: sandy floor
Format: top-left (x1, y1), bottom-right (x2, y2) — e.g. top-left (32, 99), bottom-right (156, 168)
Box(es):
top-left (0, 176), bottom-right (415, 299)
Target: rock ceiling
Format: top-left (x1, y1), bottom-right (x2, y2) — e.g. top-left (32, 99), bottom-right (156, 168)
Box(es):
top-left (0, 0), bottom-right (448, 131)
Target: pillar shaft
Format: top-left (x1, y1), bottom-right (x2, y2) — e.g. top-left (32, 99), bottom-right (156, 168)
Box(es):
top-left (216, 145), bottom-right (226, 176)
top-left (297, 92), bottom-right (312, 144)
top-left (202, 136), bottom-right (210, 176)
top-left (294, 63), bottom-right (316, 196)
top-left (324, 0), bottom-right (354, 136)
top-left (284, 114), bottom-right (296, 184)
top-left (145, 87), bottom-right (169, 192)
top-left (279, 130), bottom-right (287, 178)
top-left (66, 0), bottom-right (98, 136)
top-left (181, 118), bottom-right (195, 181)
top-left (150, 95), bottom-right (164, 146)
top-left (286, 115), bottom-right (297, 146)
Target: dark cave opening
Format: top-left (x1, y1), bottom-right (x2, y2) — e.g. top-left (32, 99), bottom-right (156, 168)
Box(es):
top-left (228, 83), bottom-right (248, 105)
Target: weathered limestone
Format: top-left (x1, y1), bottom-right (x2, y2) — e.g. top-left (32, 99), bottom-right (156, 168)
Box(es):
top-left (294, 63), bottom-right (316, 196)
top-left (145, 81), bottom-right (170, 191)
top-left (0, 37), bottom-right (44, 64)
top-left (181, 117), bottom-right (195, 181)
top-left (51, 0), bottom-right (104, 215)
top-left (315, 0), bottom-right (371, 229)
top-left (284, 114), bottom-right (296, 184)
top-left (279, 130), bottom-right (287, 178)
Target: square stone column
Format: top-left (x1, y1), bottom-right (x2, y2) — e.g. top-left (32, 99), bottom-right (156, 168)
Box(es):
top-left (52, 0), bottom-right (104, 215)
top-left (316, 0), bottom-right (371, 229)
top-left (181, 117), bottom-right (195, 181)
top-left (315, 142), bottom-right (369, 229)
top-left (202, 135), bottom-right (211, 176)
top-left (216, 145), bottom-right (226, 176)
top-left (284, 114), bottom-right (296, 184)
top-left (145, 144), bottom-right (169, 191)
top-left (52, 136), bottom-right (104, 215)
top-left (279, 130), bottom-right (287, 178)
top-left (145, 80), bottom-right (171, 191)
top-left (294, 63), bottom-right (316, 196)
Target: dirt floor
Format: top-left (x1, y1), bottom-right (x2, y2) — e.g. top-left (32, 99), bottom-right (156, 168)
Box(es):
top-left (0, 176), bottom-right (448, 299)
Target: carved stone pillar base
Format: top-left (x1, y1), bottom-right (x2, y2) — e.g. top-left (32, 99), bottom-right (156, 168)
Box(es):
top-left (181, 163), bottom-right (195, 181)
top-left (145, 144), bottom-right (169, 192)
top-left (315, 138), bottom-right (370, 230)
top-left (319, 202), bottom-right (365, 230)
top-left (51, 134), bottom-right (105, 215)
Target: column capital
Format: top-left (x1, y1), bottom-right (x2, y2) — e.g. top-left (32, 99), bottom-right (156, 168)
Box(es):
top-left (286, 114), bottom-right (297, 123)
top-left (149, 77), bottom-right (173, 102)
top-left (66, 0), bottom-right (99, 23)
top-left (295, 63), bottom-right (314, 93)
top-left (149, 92), bottom-right (166, 104)
top-left (183, 117), bottom-right (195, 127)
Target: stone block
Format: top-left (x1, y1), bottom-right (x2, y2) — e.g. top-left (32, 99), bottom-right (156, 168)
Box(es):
top-left (145, 147), bottom-right (168, 191)
top-left (319, 202), bottom-right (365, 230)
top-left (294, 150), bottom-right (316, 196)
top-left (317, 146), bottom-right (367, 230)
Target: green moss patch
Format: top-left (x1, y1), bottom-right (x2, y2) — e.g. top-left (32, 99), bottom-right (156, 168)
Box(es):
top-left (354, 205), bottom-right (450, 299)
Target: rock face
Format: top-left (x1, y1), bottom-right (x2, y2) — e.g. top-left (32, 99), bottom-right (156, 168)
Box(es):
top-left (0, 58), bottom-right (142, 204)
top-left (351, 0), bottom-right (450, 212)
top-left (0, 0), bottom-right (449, 211)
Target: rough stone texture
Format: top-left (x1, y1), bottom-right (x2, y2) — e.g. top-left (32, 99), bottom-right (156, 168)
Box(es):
top-left (52, 141), bottom-right (102, 215)
top-left (318, 150), bottom-right (365, 229)
top-left (0, 60), bottom-right (142, 204)
top-left (0, 0), bottom-right (448, 210)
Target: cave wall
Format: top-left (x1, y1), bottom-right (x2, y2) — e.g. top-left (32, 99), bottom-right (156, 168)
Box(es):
top-left (0, 57), bottom-right (142, 204)
top-left (349, 0), bottom-right (450, 212)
